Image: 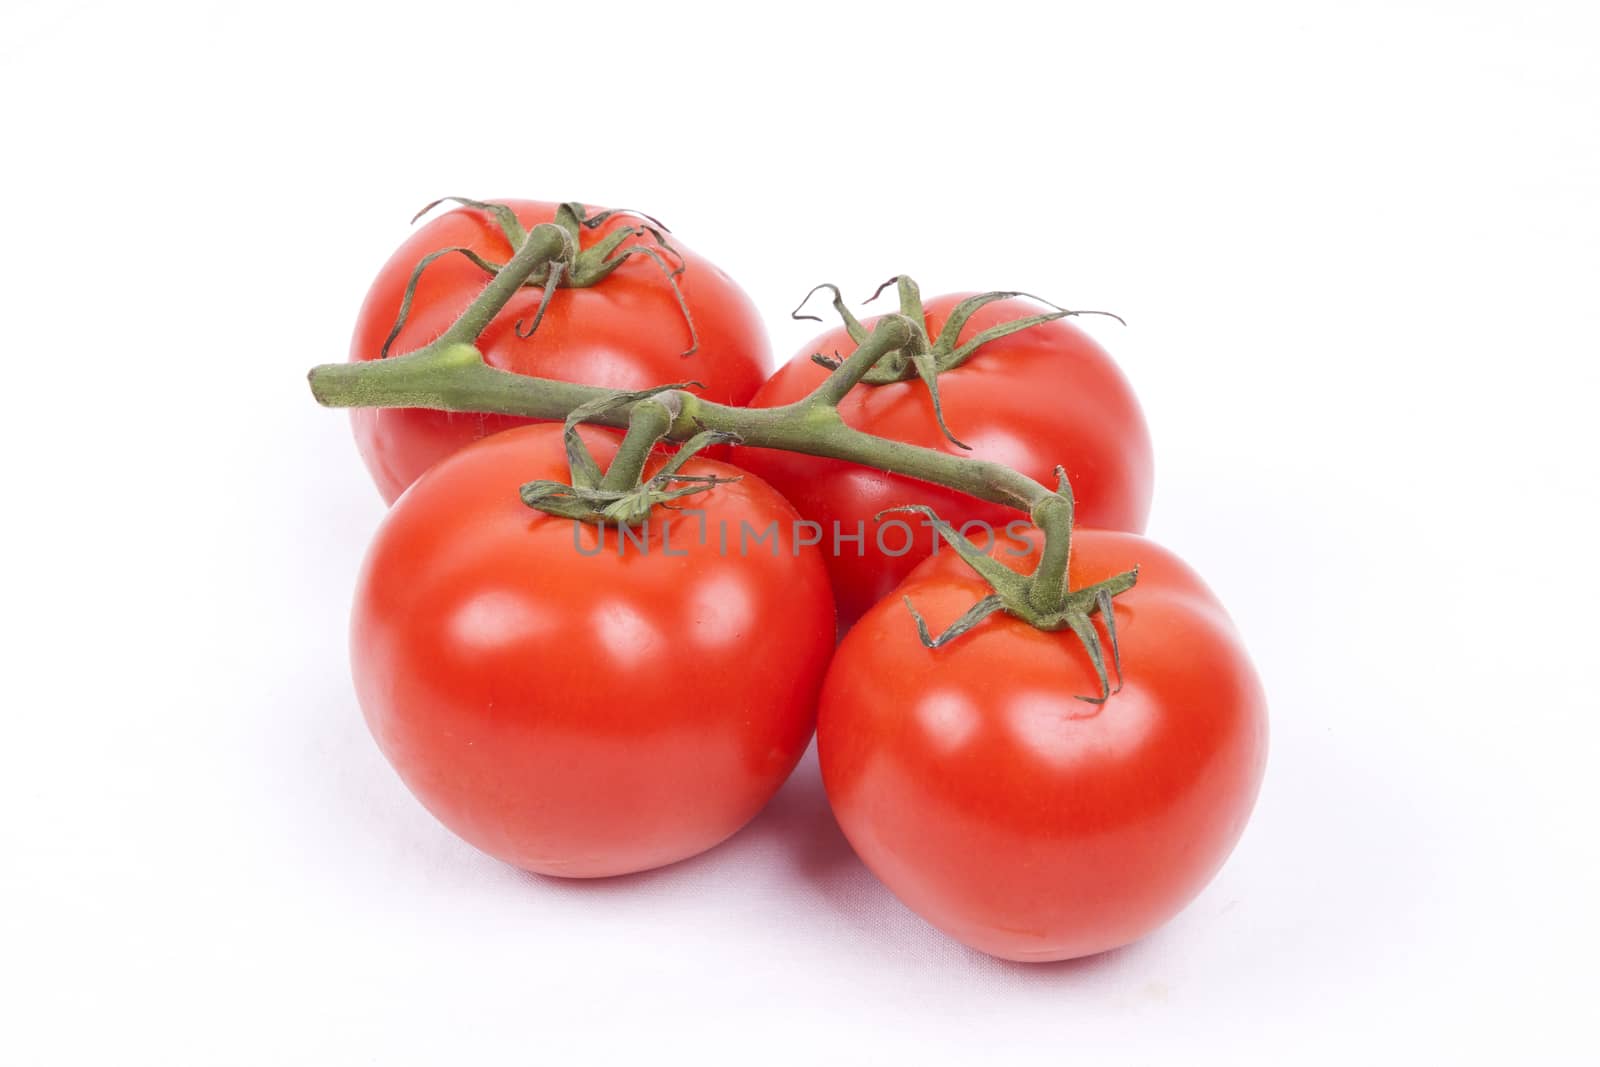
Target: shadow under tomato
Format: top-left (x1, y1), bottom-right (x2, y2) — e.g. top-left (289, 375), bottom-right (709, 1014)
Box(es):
top-left (275, 678), bottom-right (1178, 975)
top-left (511, 741), bottom-right (862, 896)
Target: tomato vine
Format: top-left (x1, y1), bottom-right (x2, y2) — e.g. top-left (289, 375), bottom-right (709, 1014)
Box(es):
top-left (308, 217), bottom-right (1138, 700)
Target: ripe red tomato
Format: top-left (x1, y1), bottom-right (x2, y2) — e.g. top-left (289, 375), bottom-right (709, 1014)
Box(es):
top-left (351, 424), bottom-right (835, 877)
top-left (817, 529), bottom-right (1266, 961)
top-left (736, 296), bottom-right (1153, 626)
top-left (349, 199), bottom-right (770, 503)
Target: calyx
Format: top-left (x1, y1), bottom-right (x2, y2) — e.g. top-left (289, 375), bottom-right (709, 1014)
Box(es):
top-left (380, 197), bottom-right (698, 359)
top-left (792, 275), bottom-right (1124, 449)
top-left (518, 385), bottom-right (738, 527)
top-left (883, 468), bottom-right (1138, 703)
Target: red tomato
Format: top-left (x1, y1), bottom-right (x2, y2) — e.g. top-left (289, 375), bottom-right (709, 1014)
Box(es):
top-left (349, 200), bottom-right (770, 503)
top-left (351, 424), bottom-right (835, 877)
top-left (818, 529), bottom-right (1266, 961)
top-left (736, 296), bottom-right (1153, 625)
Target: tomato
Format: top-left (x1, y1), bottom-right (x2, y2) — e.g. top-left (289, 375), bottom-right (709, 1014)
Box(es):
top-left (817, 529), bottom-right (1266, 961)
top-left (351, 423), bottom-right (835, 877)
top-left (349, 199), bottom-right (770, 503)
top-left (736, 295), bottom-right (1153, 626)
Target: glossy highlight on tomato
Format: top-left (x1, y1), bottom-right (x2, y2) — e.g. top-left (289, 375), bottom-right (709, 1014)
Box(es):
top-left (818, 529), bottom-right (1266, 961)
top-left (349, 199), bottom-right (770, 503)
top-left (736, 295), bottom-right (1153, 625)
top-left (351, 424), bottom-right (835, 877)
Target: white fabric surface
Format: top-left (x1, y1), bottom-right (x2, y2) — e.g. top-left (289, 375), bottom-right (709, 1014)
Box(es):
top-left (3, 1), bottom-right (1596, 1062)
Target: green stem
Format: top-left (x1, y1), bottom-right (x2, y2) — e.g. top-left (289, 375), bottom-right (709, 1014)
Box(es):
top-left (599, 397), bottom-right (677, 492)
top-left (308, 347), bottom-right (1051, 516)
top-left (803, 315), bottom-right (916, 407)
top-left (435, 222), bottom-right (571, 348)
top-left (308, 222), bottom-right (1129, 637)
top-left (1026, 491), bottom-right (1073, 614)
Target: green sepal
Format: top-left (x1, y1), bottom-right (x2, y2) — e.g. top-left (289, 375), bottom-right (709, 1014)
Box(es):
top-left (521, 389), bottom-right (735, 526)
top-left (555, 383), bottom-right (701, 490)
top-left (378, 246), bottom-right (502, 358)
top-left (904, 593), bottom-right (1007, 648)
top-left (881, 502), bottom-right (1140, 703)
top-left (876, 505), bottom-right (1031, 600)
top-left (514, 259), bottom-right (566, 339)
top-left (517, 480), bottom-right (601, 520)
top-left (550, 202), bottom-right (695, 355)
top-left (654, 429), bottom-right (743, 479)
top-left (1062, 611), bottom-right (1114, 704)
top-left (907, 347), bottom-right (970, 450)
top-left (792, 283), bottom-right (869, 345)
top-left (598, 474), bottom-right (742, 526)
top-left (385, 198), bottom-right (700, 356)
top-left (863, 275), bottom-right (927, 327)
top-left (412, 197), bottom-right (527, 246)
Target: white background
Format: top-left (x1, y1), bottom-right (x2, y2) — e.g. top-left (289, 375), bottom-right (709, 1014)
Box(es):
top-left (3, 1), bottom-right (1596, 1062)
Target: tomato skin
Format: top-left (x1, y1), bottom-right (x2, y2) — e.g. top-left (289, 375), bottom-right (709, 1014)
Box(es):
top-left (735, 296), bottom-right (1154, 626)
top-left (349, 200), bottom-right (770, 503)
top-left (817, 530), bottom-right (1266, 961)
top-left (351, 424), bottom-right (834, 878)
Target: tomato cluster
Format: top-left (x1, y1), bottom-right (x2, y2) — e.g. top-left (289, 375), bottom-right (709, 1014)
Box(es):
top-left (337, 200), bottom-right (1267, 962)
